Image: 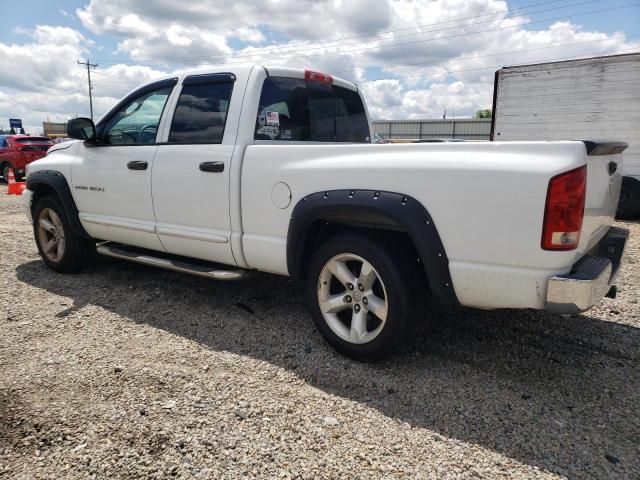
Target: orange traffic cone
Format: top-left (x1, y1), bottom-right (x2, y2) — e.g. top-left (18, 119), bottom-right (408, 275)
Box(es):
top-left (6, 168), bottom-right (26, 195)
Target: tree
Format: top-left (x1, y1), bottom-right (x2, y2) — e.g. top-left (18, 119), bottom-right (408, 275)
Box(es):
top-left (475, 109), bottom-right (492, 119)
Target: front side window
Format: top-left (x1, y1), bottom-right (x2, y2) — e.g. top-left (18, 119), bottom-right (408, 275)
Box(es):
top-left (168, 81), bottom-right (233, 143)
top-left (101, 86), bottom-right (173, 145)
top-left (255, 76), bottom-right (369, 143)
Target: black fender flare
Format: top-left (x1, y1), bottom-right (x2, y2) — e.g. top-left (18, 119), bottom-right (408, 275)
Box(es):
top-left (26, 170), bottom-right (92, 240)
top-left (286, 189), bottom-right (458, 305)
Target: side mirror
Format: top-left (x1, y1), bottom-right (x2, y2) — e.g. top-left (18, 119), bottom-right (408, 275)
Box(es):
top-left (67, 117), bottom-right (96, 142)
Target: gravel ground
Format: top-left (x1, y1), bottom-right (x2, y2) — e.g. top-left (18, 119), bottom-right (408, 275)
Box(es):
top-left (1, 192), bottom-right (639, 480)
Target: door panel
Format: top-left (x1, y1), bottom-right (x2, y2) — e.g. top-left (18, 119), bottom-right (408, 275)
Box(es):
top-left (151, 75), bottom-right (236, 265)
top-left (152, 144), bottom-right (235, 264)
top-left (73, 144), bottom-right (163, 250)
top-left (72, 80), bottom-right (176, 251)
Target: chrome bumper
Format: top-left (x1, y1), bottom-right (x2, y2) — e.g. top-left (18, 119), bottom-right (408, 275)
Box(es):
top-left (546, 226), bottom-right (629, 314)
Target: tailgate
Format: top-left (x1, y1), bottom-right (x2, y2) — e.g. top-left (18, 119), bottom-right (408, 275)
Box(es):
top-left (581, 140), bottom-right (627, 252)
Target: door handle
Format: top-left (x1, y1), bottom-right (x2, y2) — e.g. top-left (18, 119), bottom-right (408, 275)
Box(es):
top-left (127, 161), bottom-right (148, 170)
top-left (199, 161), bottom-right (225, 173)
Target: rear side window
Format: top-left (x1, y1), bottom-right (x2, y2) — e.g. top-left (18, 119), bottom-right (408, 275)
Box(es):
top-left (168, 82), bottom-right (234, 143)
top-left (255, 76), bottom-right (369, 142)
top-left (334, 87), bottom-right (369, 142)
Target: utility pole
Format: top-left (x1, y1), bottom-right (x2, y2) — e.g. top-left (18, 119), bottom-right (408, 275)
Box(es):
top-left (78, 59), bottom-right (98, 121)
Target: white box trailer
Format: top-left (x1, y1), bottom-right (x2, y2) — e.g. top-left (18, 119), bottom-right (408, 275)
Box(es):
top-left (491, 53), bottom-right (640, 218)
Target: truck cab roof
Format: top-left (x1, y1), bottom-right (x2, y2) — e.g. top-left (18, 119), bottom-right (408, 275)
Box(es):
top-left (154, 64), bottom-right (359, 92)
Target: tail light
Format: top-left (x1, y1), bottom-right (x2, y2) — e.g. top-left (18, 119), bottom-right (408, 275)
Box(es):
top-left (541, 165), bottom-right (587, 250)
top-left (304, 69), bottom-right (333, 85)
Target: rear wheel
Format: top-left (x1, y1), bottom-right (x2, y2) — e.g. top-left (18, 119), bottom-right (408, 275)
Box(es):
top-left (33, 195), bottom-right (95, 272)
top-left (305, 232), bottom-right (423, 361)
top-left (616, 177), bottom-right (640, 220)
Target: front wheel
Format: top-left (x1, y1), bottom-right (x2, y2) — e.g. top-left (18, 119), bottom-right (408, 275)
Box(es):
top-left (33, 194), bottom-right (95, 272)
top-left (305, 232), bottom-right (423, 361)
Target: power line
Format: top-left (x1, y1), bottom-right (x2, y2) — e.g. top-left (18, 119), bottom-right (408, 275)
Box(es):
top-left (78, 59), bottom-right (98, 121)
top-left (334, 33), bottom-right (640, 76)
top-left (187, 0), bottom-right (580, 60)
top-left (267, 3), bottom-right (640, 65)
top-left (93, 1), bottom-right (637, 67)
top-left (89, 37), bottom-right (640, 91)
top-left (227, 0), bottom-right (602, 61)
top-left (360, 47), bottom-right (640, 83)
top-left (94, 0), bottom-right (592, 65)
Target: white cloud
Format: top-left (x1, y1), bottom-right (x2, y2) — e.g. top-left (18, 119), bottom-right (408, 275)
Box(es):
top-left (0, 26), bottom-right (88, 94)
top-left (76, 0), bottom-right (395, 45)
top-left (339, 0), bottom-right (392, 35)
top-left (114, 24), bottom-right (232, 64)
top-left (0, 25), bottom-right (161, 133)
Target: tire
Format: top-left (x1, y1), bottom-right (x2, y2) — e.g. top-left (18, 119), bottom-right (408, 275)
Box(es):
top-left (32, 194), bottom-right (95, 273)
top-left (305, 231), bottom-right (423, 361)
top-left (616, 177), bottom-right (640, 220)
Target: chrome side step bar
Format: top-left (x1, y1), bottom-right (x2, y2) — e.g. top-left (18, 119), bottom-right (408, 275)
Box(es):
top-left (96, 242), bottom-right (251, 281)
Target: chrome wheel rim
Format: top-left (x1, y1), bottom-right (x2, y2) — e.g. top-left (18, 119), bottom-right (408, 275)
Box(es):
top-left (317, 253), bottom-right (388, 344)
top-left (37, 208), bottom-right (65, 262)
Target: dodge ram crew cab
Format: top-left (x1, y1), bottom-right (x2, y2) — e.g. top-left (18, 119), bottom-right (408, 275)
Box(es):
top-left (23, 65), bottom-right (629, 360)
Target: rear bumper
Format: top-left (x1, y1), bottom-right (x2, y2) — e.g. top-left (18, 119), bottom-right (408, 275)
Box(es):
top-left (546, 226), bottom-right (629, 314)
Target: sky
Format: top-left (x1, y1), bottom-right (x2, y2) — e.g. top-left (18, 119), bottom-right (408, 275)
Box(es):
top-left (0, 0), bottom-right (638, 133)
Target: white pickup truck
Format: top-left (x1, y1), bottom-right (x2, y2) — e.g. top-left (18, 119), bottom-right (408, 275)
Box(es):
top-left (23, 65), bottom-right (629, 360)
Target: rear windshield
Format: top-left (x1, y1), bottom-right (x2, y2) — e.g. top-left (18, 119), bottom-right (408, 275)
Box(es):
top-left (15, 137), bottom-right (52, 144)
top-left (255, 76), bottom-right (370, 143)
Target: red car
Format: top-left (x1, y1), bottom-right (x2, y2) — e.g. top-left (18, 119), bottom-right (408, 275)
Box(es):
top-left (0, 135), bottom-right (53, 181)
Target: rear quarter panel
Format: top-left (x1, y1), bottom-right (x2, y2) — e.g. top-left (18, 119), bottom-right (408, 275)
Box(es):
top-left (241, 141), bottom-right (590, 309)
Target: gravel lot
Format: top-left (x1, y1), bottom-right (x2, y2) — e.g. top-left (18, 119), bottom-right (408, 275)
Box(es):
top-left (1, 192), bottom-right (639, 479)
